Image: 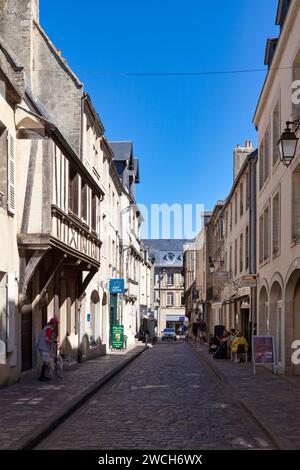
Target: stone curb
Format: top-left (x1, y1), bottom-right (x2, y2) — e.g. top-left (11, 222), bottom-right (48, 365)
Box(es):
top-left (9, 346), bottom-right (148, 450)
top-left (188, 341), bottom-right (294, 450)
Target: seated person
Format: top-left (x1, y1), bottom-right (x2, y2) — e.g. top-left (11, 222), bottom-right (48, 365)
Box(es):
top-left (231, 332), bottom-right (249, 361)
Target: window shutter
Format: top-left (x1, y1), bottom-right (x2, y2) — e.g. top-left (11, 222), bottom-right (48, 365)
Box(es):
top-left (7, 133), bottom-right (16, 215)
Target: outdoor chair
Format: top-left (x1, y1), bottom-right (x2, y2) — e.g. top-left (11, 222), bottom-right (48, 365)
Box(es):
top-left (233, 344), bottom-right (248, 363)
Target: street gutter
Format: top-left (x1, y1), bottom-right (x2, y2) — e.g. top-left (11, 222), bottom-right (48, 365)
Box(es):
top-left (189, 341), bottom-right (294, 450)
top-left (10, 346), bottom-right (148, 450)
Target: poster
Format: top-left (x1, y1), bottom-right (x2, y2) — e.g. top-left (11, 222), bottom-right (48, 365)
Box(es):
top-left (112, 325), bottom-right (124, 350)
top-left (252, 336), bottom-right (275, 373)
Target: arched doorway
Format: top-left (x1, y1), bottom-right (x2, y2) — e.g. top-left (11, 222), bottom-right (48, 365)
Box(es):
top-left (259, 286), bottom-right (269, 335)
top-left (269, 280), bottom-right (283, 370)
top-left (285, 269), bottom-right (300, 375)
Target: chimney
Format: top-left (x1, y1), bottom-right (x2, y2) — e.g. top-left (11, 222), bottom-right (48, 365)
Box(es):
top-left (233, 140), bottom-right (253, 180)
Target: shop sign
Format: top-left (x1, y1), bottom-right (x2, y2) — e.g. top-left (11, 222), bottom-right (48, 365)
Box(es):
top-left (109, 279), bottom-right (125, 294)
top-left (112, 325), bottom-right (124, 350)
top-left (237, 275), bottom-right (257, 288)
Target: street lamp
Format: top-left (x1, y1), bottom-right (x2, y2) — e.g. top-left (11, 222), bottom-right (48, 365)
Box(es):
top-left (277, 120), bottom-right (300, 167)
top-left (209, 257), bottom-right (224, 274)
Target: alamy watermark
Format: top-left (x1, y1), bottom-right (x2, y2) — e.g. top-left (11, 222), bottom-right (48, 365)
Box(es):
top-left (139, 203), bottom-right (205, 240)
top-left (292, 340), bottom-right (300, 365)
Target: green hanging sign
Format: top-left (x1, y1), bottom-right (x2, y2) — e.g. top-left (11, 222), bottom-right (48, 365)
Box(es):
top-left (112, 325), bottom-right (124, 350)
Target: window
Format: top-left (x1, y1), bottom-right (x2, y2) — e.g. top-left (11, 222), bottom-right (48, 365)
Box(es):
top-left (230, 203), bottom-right (232, 232)
top-left (272, 192), bottom-right (280, 256)
top-left (259, 140), bottom-right (264, 190)
top-left (259, 206), bottom-right (270, 264)
top-left (292, 165), bottom-right (300, 242)
top-left (181, 293), bottom-right (185, 306)
top-left (240, 182), bottom-right (244, 217)
top-left (292, 50), bottom-right (300, 121)
top-left (235, 193), bottom-right (238, 224)
top-left (92, 193), bottom-right (97, 232)
top-left (229, 245), bottom-right (232, 276)
top-left (272, 101), bottom-right (280, 166)
top-left (260, 128), bottom-right (270, 189)
top-left (0, 125), bottom-right (8, 207)
top-left (68, 166), bottom-right (79, 214)
top-left (245, 226), bottom-right (249, 270)
top-left (0, 125), bottom-right (15, 216)
top-left (167, 292), bottom-right (174, 307)
top-left (166, 272), bottom-right (174, 286)
top-left (263, 207), bottom-right (270, 262)
top-left (264, 128), bottom-right (270, 183)
top-left (246, 172), bottom-right (250, 211)
top-left (240, 233), bottom-right (243, 273)
top-left (234, 239), bottom-right (238, 276)
top-left (81, 181), bottom-right (87, 222)
top-left (259, 215), bottom-right (264, 264)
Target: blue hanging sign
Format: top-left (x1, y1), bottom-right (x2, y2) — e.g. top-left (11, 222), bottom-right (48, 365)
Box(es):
top-left (109, 279), bottom-right (125, 294)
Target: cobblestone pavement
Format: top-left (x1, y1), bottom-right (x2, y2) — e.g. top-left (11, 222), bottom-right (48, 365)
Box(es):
top-left (191, 341), bottom-right (300, 449)
top-left (0, 345), bottom-right (145, 449)
top-left (37, 341), bottom-right (274, 450)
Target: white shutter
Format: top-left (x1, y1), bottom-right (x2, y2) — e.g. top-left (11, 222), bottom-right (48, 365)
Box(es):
top-left (7, 133), bottom-right (16, 215)
top-left (6, 273), bottom-right (15, 353)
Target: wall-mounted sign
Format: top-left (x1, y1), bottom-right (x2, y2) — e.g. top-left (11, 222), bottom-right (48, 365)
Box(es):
top-left (237, 275), bottom-right (257, 288)
top-left (109, 279), bottom-right (125, 294)
top-left (252, 336), bottom-right (276, 374)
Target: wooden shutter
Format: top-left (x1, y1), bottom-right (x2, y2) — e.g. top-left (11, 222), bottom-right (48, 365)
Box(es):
top-left (7, 133), bottom-right (16, 215)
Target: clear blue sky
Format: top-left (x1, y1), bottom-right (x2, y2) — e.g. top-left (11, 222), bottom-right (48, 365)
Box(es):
top-left (40, 0), bottom-right (278, 215)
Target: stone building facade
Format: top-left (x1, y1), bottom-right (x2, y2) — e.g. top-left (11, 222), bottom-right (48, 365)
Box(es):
top-left (253, 0), bottom-right (300, 375)
top-left (0, 0), bottom-right (149, 387)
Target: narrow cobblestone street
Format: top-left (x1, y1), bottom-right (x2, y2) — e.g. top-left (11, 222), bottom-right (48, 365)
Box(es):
top-left (36, 341), bottom-right (273, 450)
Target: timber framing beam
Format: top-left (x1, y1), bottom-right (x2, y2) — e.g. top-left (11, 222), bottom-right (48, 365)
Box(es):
top-left (19, 249), bottom-right (47, 295)
top-left (79, 268), bottom-right (98, 298)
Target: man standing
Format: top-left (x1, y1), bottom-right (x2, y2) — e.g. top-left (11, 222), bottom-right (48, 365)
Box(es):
top-left (37, 317), bottom-right (59, 382)
top-left (192, 321), bottom-right (199, 343)
top-left (198, 319), bottom-right (207, 345)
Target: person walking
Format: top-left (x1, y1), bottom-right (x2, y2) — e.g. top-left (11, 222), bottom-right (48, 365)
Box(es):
top-left (198, 319), bottom-right (207, 345)
top-left (192, 321), bottom-right (199, 343)
top-left (37, 317), bottom-right (59, 382)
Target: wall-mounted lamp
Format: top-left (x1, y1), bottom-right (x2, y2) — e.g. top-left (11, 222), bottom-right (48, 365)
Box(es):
top-left (277, 120), bottom-right (300, 167)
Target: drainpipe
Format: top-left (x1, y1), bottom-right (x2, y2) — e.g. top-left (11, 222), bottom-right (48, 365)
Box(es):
top-left (249, 153), bottom-right (258, 339)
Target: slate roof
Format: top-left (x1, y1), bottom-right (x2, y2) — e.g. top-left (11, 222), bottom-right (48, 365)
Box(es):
top-left (110, 141), bottom-right (133, 161)
top-left (142, 239), bottom-right (192, 252)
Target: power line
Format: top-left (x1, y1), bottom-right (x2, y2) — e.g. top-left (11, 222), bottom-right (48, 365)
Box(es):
top-left (27, 64), bottom-right (300, 76)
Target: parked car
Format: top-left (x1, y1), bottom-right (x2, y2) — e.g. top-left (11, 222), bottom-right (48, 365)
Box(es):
top-left (162, 327), bottom-right (177, 341)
